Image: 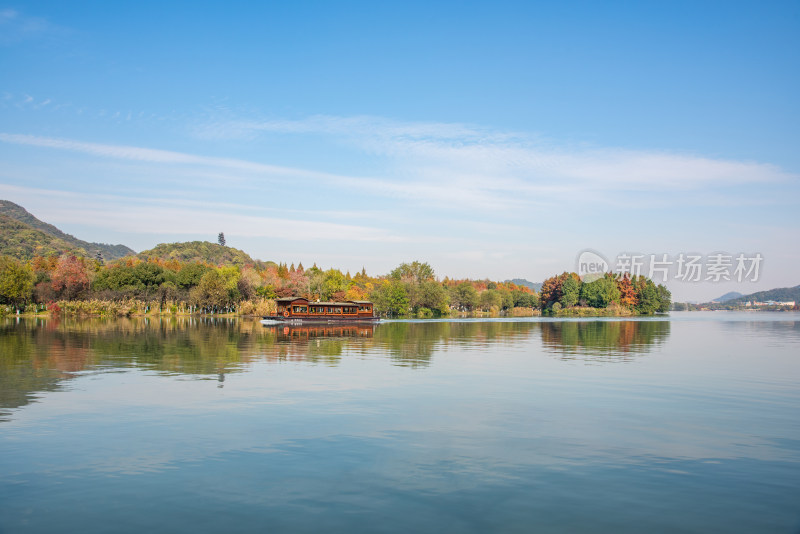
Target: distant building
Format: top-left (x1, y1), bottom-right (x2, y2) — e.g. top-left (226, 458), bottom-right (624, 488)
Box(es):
top-left (748, 300), bottom-right (795, 307)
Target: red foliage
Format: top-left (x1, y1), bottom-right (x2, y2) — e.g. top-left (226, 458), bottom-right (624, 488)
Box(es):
top-left (540, 272), bottom-right (579, 307)
top-left (51, 255), bottom-right (92, 300)
top-left (615, 273), bottom-right (638, 307)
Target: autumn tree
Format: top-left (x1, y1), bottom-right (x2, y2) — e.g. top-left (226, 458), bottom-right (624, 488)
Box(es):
top-left (615, 274), bottom-right (638, 307)
top-left (51, 255), bottom-right (92, 300)
top-left (540, 272), bottom-right (580, 309)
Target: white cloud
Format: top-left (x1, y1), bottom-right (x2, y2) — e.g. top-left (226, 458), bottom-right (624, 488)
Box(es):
top-left (2, 111), bottom-right (797, 222)
top-left (0, 132), bottom-right (359, 183)
top-left (193, 114), bottom-right (795, 204)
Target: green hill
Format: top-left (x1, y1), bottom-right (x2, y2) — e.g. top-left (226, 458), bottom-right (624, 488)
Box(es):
top-left (0, 200), bottom-right (135, 260)
top-left (138, 241), bottom-right (256, 266)
top-left (0, 215), bottom-right (87, 260)
top-left (725, 285), bottom-right (800, 305)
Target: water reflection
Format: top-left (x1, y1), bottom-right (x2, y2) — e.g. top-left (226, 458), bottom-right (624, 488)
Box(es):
top-left (0, 317), bottom-right (673, 419)
top-left (540, 320), bottom-right (671, 362)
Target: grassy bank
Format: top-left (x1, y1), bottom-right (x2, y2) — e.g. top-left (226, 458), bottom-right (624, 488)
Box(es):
top-left (545, 304), bottom-right (639, 317)
top-left (2, 298), bottom-right (278, 318)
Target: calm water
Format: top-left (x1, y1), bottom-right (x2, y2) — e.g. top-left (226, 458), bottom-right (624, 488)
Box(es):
top-left (1, 313), bottom-right (798, 533)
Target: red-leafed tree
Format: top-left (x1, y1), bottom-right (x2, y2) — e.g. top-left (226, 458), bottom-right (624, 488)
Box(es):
top-left (51, 255), bottom-right (92, 300)
top-left (615, 273), bottom-right (638, 307)
top-left (540, 272), bottom-right (580, 309)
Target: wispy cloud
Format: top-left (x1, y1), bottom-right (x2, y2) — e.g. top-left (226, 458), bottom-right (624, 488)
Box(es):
top-left (0, 133), bottom-right (352, 182)
top-left (196, 114), bottom-right (795, 193)
top-left (2, 109), bottom-right (797, 223)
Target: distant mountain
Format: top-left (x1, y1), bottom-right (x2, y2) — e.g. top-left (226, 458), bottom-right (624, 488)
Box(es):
top-left (0, 200), bottom-right (135, 260)
top-left (724, 285), bottom-right (800, 306)
top-left (713, 291), bottom-right (743, 303)
top-left (139, 241), bottom-right (256, 266)
top-left (505, 278), bottom-right (542, 292)
top-left (0, 215), bottom-right (88, 260)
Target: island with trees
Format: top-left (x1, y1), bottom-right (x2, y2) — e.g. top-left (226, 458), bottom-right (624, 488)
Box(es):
top-left (0, 244), bottom-right (670, 318)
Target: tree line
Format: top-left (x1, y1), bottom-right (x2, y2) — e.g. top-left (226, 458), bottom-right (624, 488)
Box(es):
top-left (539, 272), bottom-right (671, 315)
top-left (0, 254), bottom-right (669, 316)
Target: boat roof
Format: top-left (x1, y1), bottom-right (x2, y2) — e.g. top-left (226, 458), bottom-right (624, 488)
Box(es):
top-left (275, 297), bottom-right (372, 306)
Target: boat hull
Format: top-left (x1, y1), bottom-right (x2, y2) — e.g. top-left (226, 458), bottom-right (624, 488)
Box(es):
top-left (261, 315), bottom-right (380, 325)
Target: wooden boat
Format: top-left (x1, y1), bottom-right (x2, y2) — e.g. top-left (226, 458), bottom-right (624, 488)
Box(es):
top-left (262, 297), bottom-right (380, 324)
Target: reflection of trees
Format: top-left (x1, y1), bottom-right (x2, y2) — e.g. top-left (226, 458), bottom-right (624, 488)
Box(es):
top-left (540, 320), bottom-right (671, 362)
top-left (0, 318), bottom-right (98, 419)
top-left (0, 317), bottom-right (280, 417)
top-left (1, 317), bottom-right (673, 420)
top-left (373, 321), bottom-right (539, 367)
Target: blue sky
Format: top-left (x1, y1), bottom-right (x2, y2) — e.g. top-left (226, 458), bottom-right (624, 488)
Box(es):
top-left (0, 1), bottom-right (798, 301)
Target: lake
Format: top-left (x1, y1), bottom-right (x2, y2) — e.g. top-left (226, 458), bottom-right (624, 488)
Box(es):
top-left (1, 313), bottom-right (798, 533)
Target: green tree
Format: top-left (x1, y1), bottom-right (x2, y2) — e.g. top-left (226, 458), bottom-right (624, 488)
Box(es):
top-left (511, 289), bottom-right (536, 308)
top-left (176, 262), bottom-right (211, 289)
top-left (132, 262), bottom-right (168, 289)
top-left (371, 280), bottom-right (410, 317)
top-left (190, 267), bottom-right (241, 310)
top-left (417, 280), bottom-right (449, 315)
top-left (390, 261), bottom-right (435, 284)
top-left (656, 284), bottom-right (672, 313)
top-left (480, 289), bottom-right (503, 311)
top-left (322, 269), bottom-right (348, 301)
top-left (580, 277), bottom-right (620, 308)
top-left (635, 278), bottom-right (660, 315)
top-left (449, 282), bottom-right (480, 311)
top-left (0, 255), bottom-right (34, 309)
top-left (559, 276), bottom-right (581, 308)
top-left (499, 289), bottom-right (513, 310)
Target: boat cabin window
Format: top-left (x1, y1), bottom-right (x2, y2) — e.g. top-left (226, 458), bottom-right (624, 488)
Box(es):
top-left (292, 305), bottom-right (308, 313)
